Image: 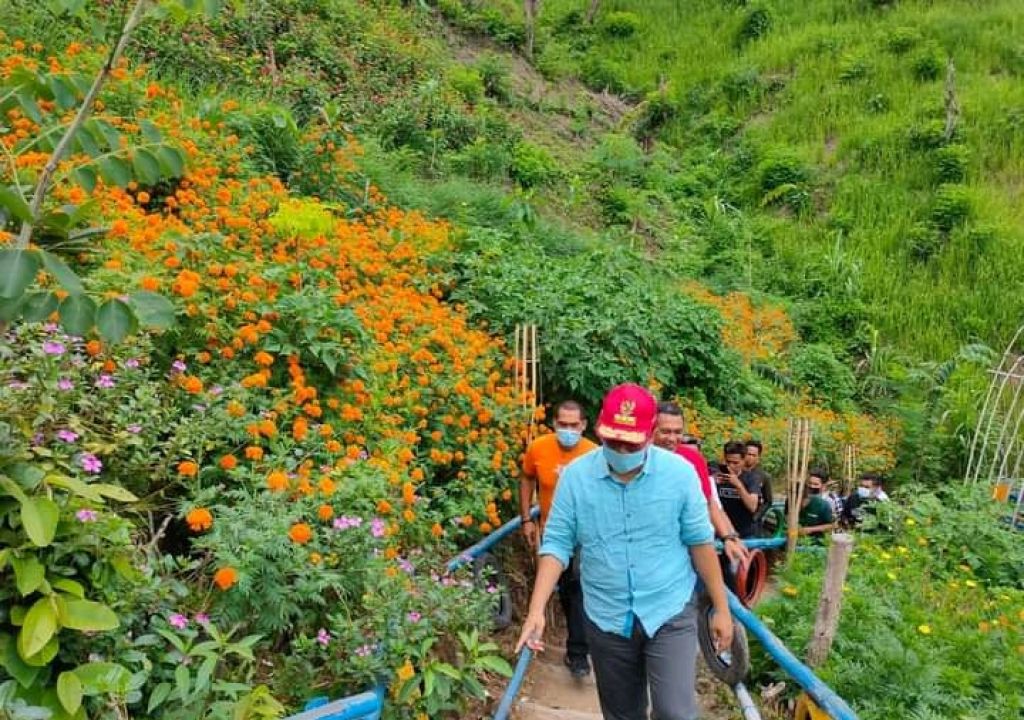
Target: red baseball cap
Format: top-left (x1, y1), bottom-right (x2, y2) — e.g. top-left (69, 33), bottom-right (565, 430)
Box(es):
top-left (595, 383), bottom-right (657, 444)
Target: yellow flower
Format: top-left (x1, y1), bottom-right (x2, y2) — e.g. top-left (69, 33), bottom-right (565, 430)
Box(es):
top-left (917, 537), bottom-right (928, 546)
top-left (918, 624), bottom-right (931, 635)
top-left (396, 660), bottom-right (415, 683)
top-left (782, 585), bottom-right (798, 597)
top-left (904, 518), bottom-right (916, 526)
top-left (965, 580), bottom-right (977, 588)
top-left (880, 552), bottom-right (892, 561)
top-left (886, 572), bottom-right (897, 581)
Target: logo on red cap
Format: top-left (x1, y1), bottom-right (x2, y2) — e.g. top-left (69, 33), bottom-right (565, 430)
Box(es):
top-left (596, 384), bottom-right (656, 444)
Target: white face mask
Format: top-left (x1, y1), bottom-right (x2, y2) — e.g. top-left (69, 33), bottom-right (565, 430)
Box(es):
top-left (857, 487), bottom-right (872, 499)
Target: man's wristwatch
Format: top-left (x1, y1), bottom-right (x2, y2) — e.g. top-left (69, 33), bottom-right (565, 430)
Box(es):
top-left (722, 532), bottom-right (740, 542)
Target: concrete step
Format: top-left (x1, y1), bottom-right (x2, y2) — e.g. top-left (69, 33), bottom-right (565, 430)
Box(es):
top-left (515, 701), bottom-right (604, 720)
top-left (513, 659), bottom-right (603, 719)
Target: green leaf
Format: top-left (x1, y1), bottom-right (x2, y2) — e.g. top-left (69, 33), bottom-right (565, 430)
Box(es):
top-left (20, 292), bottom-right (58, 322)
top-left (132, 149), bottom-right (161, 186)
top-left (0, 633), bottom-right (41, 689)
top-left (139, 120), bottom-right (162, 144)
top-left (1, 475), bottom-right (30, 504)
top-left (51, 578), bottom-right (85, 599)
top-left (22, 635), bottom-right (59, 667)
top-left (58, 600), bottom-right (118, 632)
top-left (147, 682), bottom-right (172, 713)
top-left (476, 655), bottom-right (513, 676)
top-left (156, 146), bottom-right (185, 177)
top-left (74, 662), bottom-right (131, 696)
top-left (18, 597), bottom-right (58, 659)
top-left (0, 186), bottom-right (32, 223)
top-left (174, 663), bottom-right (191, 701)
top-left (49, 76), bottom-right (77, 110)
top-left (11, 556), bottom-right (45, 596)
top-left (21, 497), bottom-right (59, 547)
top-left (96, 298), bottom-right (136, 343)
top-left (45, 474), bottom-right (103, 502)
top-left (92, 483), bottom-right (137, 502)
top-left (91, 120), bottom-right (121, 152)
top-left (15, 89), bottom-right (43, 123)
top-left (127, 290), bottom-right (176, 329)
top-left (98, 157), bottom-right (131, 188)
top-left (0, 295), bottom-right (26, 322)
top-left (58, 293), bottom-right (96, 336)
top-left (0, 249), bottom-right (41, 299)
top-left (40, 251), bottom-right (84, 294)
top-left (56, 671), bottom-right (83, 714)
top-left (74, 127), bottom-right (100, 157)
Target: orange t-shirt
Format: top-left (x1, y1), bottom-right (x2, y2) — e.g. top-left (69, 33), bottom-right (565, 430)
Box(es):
top-left (522, 433), bottom-right (597, 526)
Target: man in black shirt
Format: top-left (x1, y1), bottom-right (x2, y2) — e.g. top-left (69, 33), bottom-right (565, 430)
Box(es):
top-left (743, 439), bottom-right (773, 509)
top-left (716, 440), bottom-right (764, 538)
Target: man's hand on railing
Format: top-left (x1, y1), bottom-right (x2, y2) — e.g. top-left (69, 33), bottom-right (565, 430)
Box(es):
top-left (514, 611), bottom-right (547, 654)
top-left (710, 609), bottom-right (734, 652)
top-left (521, 518), bottom-right (538, 549)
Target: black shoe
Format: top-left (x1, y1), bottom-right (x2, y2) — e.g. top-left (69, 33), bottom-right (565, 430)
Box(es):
top-left (564, 654), bottom-right (590, 678)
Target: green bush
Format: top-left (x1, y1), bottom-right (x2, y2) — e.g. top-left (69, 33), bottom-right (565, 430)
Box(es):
top-left (510, 142), bottom-right (560, 188)
top-left (930, 184), bottom-right (973, 232)
top-left (910, 48), bottom-right (944, 82)
top-left (932, 144), bottom-right (969, 184)
top-left (476, 53), bottom-right (512, 102)
top-left (838, 55), bottom-right (871, 83)
top-left (906, 223), bottom-right (944, 262)
top-left (229, 106), bottom-right (302, 182)
top-left (756, 152), bottom-right (812, 213)
top-left (449, 138), bottom-right (513, 180)
top-left (788, 343), bottom-right (855, 407)
top-left (884, 26), bottom-right (921, 55)
top-left (448, 66), bottom-right (485, 103)
top-left (600, 11), bottom-right (642, 38)
top-left (736, 6), bottom-right (772, 47)
top-left (579, 55), bottom-right (629, 94)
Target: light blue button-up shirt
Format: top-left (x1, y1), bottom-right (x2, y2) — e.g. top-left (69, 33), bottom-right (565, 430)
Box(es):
top-left (539, 445), bottom-right (714, 637)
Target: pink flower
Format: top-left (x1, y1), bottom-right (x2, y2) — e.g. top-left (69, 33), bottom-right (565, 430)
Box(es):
top-left (57, 378), bottom-right (74, 391)
top-left (406, 611), bottom-right (421, 624)
top-left (56, 429), bottom-right (79, 443)
top-left (370, 518), bottom-right (386, 538)
top-left (169, 613), bottom-right (188, 630)
top-left (79, 453), bottom-right (102, 474)
top-left (354, 644), bottom-right (374, 657)
top-left (316, 628), bottom-right (331, 646)
top-left (195, 613), bottom-right (210, 625)
top-left (76, 509), bottom-right (98, 523)
top-left (95, 375), bottom-right (115, 389)
top-left (42, 341), bottom-right (66, 355)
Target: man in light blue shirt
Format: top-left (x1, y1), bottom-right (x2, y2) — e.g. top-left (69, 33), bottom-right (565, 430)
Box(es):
top-left (516, 384), bottom-right (732, 720)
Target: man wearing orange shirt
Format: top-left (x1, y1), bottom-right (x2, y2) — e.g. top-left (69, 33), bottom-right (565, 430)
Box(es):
top-left (520, 400), bottom-right (596, 677)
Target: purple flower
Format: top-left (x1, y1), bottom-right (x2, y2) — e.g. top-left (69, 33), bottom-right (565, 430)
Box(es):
top-left (124, 358), bottom-right (140, 369)
top-left (169, 613), bottom-right (188, 630)
top-left (57, 429), bottom-right (79, 443)
top-left (370, 518), bottom-right (386, 538)
top-left (79, 453), bottom-right (102, 474)
top-left (316, 628), bottom-right (331, 647)
top-left (398, 558), bottom-right (414, 574)
top-left (57, 378), bottom-right (74, 391)
top-left (125, 424), bottom-right (142, 434)
top-left (43, 323), bottom-right (59, 333)
top-left (486, 584), bottom-right (497, 594)
top-left (42, 341), bottom-right (66, 356)
top-left (210, 385), bottom-right (223, 396)
top-left (171, 360), bottom-right (187, 374)
top-left (406, 611), bottom-right (421, 624)
top-left (95, 374), bottom-right (115, 389)
top-left (333, 515), bottom-right (363, 530)
top-left (76, 509), bottom-right (98, 523)
top-left (31, 432), bottom-right (44, 446)
top-left (195, 613), bottom-right (210, 625)
top-left (354, 644), bottom-right (374, 657)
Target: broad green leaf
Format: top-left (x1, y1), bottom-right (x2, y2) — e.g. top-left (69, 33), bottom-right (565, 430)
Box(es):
top-left (74, 662), bottom-right (131, 696)
top-left (139, 120), bottom-right (162, 144)
top-left (21, 497), bottom-right (59, 547)
top-left (22, 635), bottom-right (59, 667)
top-left (18, 597), bottom-right (58, 659)
top-left (58, 599), bottom-right (118, 632)
top-left (11, 556), bottom-right (44, 596)
top-left (0, 186), bottom-right (32, 223)
top-left (15, 89), bottom-right (43, 123)
top-left (147, 682), bottom-right (172, 712)
top-left (58, 293), bottom-right (96, 336)
top-left (45, 474), bottom-right (102, 502)
top-left (20, 292), bottom-right (58, 322)
top-left (10, 606), bottom-right (26, 625)
top-left (476, 655), bottom-right (513, 676)
top-left (132, 149), bottom-right (160, 186)
top-left (0, 249), bottom-right (41, 299)
top-left (49, 76), bottom-right (76, 110)
top-left (57, 671), bottom-right (83, 714)
top-left (128, 290), bottom-right (176, 329)
top-left (0, 548), bottom-right (8, 570)
top-left (91, 120), bottom-right (121, 151)
top-left (74, 126), bottom-right (100, 157)
top-left (96, 298), bottom-right (136, 343)
top-left (0, 475), bottom-right (30, 503)
top-left (156, 145), bottom-right (185, 177)
top-left (0, 295), bottom-right (25, 322)
top-left (40, 251), bottom-right (84, 294)
top-left (0, 633), bottom-right (41, 689)
top-left (51, 578), bottom-right (85, 598)
top-left (70, 166), bottom-right (97, 193)
top-left (174, 663), bottom-right (190, 701)
top-left (92, 483), bottom-right (137, 502)
top-left (98, 157), bottom-right (131, 188)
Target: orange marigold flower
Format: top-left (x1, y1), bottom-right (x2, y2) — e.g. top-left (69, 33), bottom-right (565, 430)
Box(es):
top-left (402, 482), bottom-right (416, 505)
top-left (197, 351), bottom-right (212, 364)
top-left (85, 339), bottom-right (102, 357)
top-left (240, 372), bottom-right (267, 389)
top-left (461, 514), bottom-right (474, 527)
top-left (258, 419), bottom-right (277, 436)
top-left (292, 417), bottom-right (308, 441)
top-left (213, 567), bottom-right (238, 590)
top-left (178, 460), bottom-right (198, 477)
top-left (402, 509), bottom-right (416, 523)
top-left (430, 522), bottom-right (444, 538)
top-left (267, 470), bottom-right (289, 492)
top-left (186, 508), bottom-right (212, 532)
top-left (317, 504), bottom-right (334, 521)
top-left (318, 477), bottom-right (336, 495)
top-left (377, 499), bottom-right (393, 515)
top-left (245, 446), bottom-right (264, 461)
top-left (325, 440), bottom-right (342, 453)
top-left (479, 522), bottom-right (493, 534)
top-left (288, 523), bottom-right (313, 544)
top-left (226, 401), bottom-right (246, 418)
top-left (219, 454), bottom-right (238, 470)
top-left (254, 351), bottom-right (274, 367)
top-left (181, 375), bottom-right (203, 394)
top-left (140, 276), bottom-right (161, 291)
top-left (384, 546), bottom-right (398, 560)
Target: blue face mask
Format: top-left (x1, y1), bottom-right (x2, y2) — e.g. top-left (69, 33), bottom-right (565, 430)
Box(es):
top-left (603, 445), bottom-right (646, 474)
top-left (555, 428), bottom-right (582, 449)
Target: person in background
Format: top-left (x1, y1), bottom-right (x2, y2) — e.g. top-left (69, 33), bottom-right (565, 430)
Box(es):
top-left (716, 440), bottom-right (765, 538)
top-left (519, 400), bottom-right (596, 678)
top-left (743, 438), bottom-right (774, 508)
top-left (811, 467), bottom-right (844, 518)
top-left (857, 472), bottom-right (889, 502)
top-left (791, 470), bottom-right (835, 538)
top-left (841, 472), bottom-right (889, 528)
top-left (652, 402), bottom-right (749, 564)
top-left (516, 383), bottom-right (733, 720)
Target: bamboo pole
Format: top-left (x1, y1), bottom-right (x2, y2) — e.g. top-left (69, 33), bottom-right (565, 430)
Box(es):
top-left (786, 418), bottom-right (812, 558)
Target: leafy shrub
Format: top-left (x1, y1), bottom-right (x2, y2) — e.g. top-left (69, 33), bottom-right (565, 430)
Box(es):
top-left (932, 144), bottom-right (969, 184)
top-left (476, 53), bottom-right (512, 102)
top-left (510, 142), bottom-right (560, 188)
top-left (600, 11), bottom-right (642, 38)
top-left (907, 119), bottom-right (949, 151)
top-left (906, 223), bottom-right (944, 262)
top-left (448, 66), bottom-right (485, 103)
top-left (736, 6), bottom-right (772, 47)
top-left (449, 137), bottom-right (513, 180)
top-left (229, 106), bottom-right (302, 182)
top-left (720, 68), bottom-right (764, 107)
top-left (929, 184), bottom-right (972, 232)
top-left (838, 55), bottom-right (871, 83)
top-left (579, 54), bottom-right (629, 94)
top-left (756, 152), bottom-right (812, 213)
top-left (884, 26), bottom-right (921, 55)
top-left (588, 133), bottom-right (647, 184)
top-left (910, 48), bottom-right (944, 82)
top-left (788, 343), bottom-right (855, 408)
top-left (865, 92), bottom-right (890, 114)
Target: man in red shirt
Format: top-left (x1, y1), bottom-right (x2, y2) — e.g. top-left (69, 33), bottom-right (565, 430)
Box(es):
top-left (652, 402), bottom-right (749, 564)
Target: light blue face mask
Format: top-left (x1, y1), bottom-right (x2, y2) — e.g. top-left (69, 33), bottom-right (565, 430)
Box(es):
top-left (603, 445), bottom-right (646, 474)
top-left (555, 428), bottom-right (582, 449)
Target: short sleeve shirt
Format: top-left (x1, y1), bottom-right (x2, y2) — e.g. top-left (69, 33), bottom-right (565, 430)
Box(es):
top-left (522, 432), bottom-right (597, 525)
top-left (799, 495), bottom-right (835, 527)
top-left (675, 445), bottom-right (713, 501)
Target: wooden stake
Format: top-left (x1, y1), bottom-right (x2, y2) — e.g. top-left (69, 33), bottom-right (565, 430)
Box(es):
top-left (786, 418), bottom-right (812, 558)
top-left (806, 533), bottom-right (855, 668)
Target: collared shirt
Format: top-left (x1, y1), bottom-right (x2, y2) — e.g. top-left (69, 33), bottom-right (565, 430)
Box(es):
top-left (540, 445), bottom-right (714, 638)
top-left (674, 444), bottom-right (721, 507)
top-left (522, 432), bottom-right (597, 527)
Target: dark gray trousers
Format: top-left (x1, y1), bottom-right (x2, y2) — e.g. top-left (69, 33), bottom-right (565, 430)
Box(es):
top-left (584, 602), bottom-right (700, 720)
